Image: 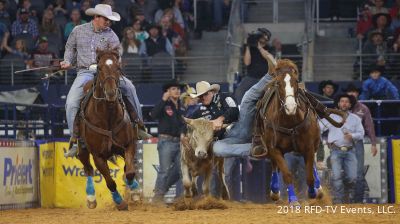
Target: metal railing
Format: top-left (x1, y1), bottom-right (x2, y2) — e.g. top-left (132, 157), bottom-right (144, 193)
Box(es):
top-left (0, 56), bottom-right (232, 85)
top-left (1, 99), bottom-right (399, 139)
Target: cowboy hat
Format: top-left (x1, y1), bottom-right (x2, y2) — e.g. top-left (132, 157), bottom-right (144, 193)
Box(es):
top-left (162, 80), bottom-right (185, 92)
top-left (86, 4), bottom-right (121, 21)
top-left (190, 81), bottom-right (220, 98)
top-left (318, 80), bottom-right (338, 95)
top-left (342, 83), bottom-right (362, 94)
top-left (368, 29), bottom-right (384, 41)
top-left (334, 93), bottom-right (356, 109)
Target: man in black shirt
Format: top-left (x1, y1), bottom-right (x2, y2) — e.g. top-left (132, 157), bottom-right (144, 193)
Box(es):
top-left (187, 81), bottom-right (239, 197)
top-left (150, 80), bottom-right (185, 202)
top-left (234, 28), bottom-right (275, 104)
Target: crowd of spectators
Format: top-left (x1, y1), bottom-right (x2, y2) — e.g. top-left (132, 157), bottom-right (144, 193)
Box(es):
top-left (355, 0), bottom-right (400, 79)
top-left (0, 0), bottom-right (232, 83)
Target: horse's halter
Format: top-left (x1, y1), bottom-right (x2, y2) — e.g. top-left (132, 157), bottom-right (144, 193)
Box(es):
top-left (93, 58), bottom-right (121, 102)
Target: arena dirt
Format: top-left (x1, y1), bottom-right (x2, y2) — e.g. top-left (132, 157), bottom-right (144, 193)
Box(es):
top-left (1, 202), bottom-right (399, 224)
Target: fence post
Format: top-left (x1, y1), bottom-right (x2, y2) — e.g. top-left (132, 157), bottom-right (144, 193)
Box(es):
top-left (359, 39), bottom-right (363, 81)
top-left (376, 100), bottom-right (382, 136)
top-left (171, 58), bottom-right (175, 80)
top-left (4, 105), bottom-right (8, 138)
top-left (273, 0), bottom-right (278, 23)
top-left (11, 61), bottom-right (14, 86)
top-left (65, 70), bottom-right (68, 85)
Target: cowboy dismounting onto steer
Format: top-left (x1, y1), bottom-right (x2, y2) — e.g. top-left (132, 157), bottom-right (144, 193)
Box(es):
top-left (61, 4), bottom-right (151, 157)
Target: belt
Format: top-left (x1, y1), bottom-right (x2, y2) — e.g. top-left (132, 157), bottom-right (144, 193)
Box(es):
top-left (331, 144), bottom-right (353, 152)
top-left (158, 134), bottom-right (180, 141)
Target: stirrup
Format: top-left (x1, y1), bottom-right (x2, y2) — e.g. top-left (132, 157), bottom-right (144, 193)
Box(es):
top-left (64, 143), bottom-right (78, 158)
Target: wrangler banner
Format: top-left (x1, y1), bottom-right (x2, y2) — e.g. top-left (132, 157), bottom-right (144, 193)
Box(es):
top-left (0, 140), bottom-right (38, 210)
top-left (39, 141), bottom-right (126, 208)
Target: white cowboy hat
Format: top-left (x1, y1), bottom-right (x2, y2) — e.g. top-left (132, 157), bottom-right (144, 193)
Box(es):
top-left (86, 4), bottom-right (121, 21)
top-left (190, 81), bottom-right (220, 98)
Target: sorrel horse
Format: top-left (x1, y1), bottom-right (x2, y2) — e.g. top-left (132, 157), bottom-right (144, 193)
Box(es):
top-left (256, 58), bottom-right (346, 206)
top-left (76, 48), bottom-right (138, 210)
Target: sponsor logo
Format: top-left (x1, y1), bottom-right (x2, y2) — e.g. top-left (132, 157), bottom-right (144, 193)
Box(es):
top-left (3, 156), bottom-right (33, 186)
top-left (62, 165), bottom-right (120, 183)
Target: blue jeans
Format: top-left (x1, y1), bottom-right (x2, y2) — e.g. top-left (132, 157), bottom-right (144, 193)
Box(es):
top-left (213, 74), bottom-right (273, 157)
top-left (65, 70), bottom-right (143, 136)
top-left (330, 148), bottom-right (357, 204)
top-left (354, 140), bottom-right (367, 202)
top-left (154, 137), bottom-right (182, 196)
top-left (279, 152), bottom-right (307, 199)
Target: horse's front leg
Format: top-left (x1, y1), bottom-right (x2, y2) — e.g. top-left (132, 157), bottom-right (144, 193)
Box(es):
top-left (269, 161), bottom-right (281, 201)
top-left (93, 155), bottom-right (127, 210)
top-left (304, 150), bottom-right (317, 199)
top-left (269, 149), bottom-right (299, 207)
top-left (124, 142), bottom-right (138, 190)
top-left (77, 145), bottom-right (97, 209)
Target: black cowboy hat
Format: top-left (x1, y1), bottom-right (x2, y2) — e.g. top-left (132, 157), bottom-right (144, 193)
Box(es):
top-left (334, 93), bottom-right (356, 109)
top-left (342, 83), bottom-right (362, 94)
top-left (146, 23), bottom-right (162, 33)
top-left (372, 13), bottom-right (392, 28)
top-left (318, 80), bottom-right (339, 95)
top-left (162, 80), bottom-right (185, 92)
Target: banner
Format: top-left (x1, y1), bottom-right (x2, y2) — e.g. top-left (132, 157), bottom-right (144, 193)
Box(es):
top-left (0, 144), bottom-right (38, 209)
top-left (392, 139), bottom-right (400, 204)
top-left (39, 142), bottom-right (127, 208)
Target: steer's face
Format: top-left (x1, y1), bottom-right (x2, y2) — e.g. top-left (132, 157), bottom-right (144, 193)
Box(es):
top-left (184, 118), bottom-right (214, 159)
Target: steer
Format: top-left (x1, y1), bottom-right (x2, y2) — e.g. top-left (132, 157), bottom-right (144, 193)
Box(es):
top-left (180, 118), bottom-right (230, 199)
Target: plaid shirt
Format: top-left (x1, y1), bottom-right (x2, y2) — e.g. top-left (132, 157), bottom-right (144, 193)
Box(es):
top-left (11, 18), bottom-right (39, 38)
top-left (63, 22), bottom-right (120, 71)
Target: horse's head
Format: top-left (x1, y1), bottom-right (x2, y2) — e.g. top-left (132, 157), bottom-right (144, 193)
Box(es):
top-left (272, 59), bottom-right (300, 116)
top-left (96, 48), bottom-right (121, 102)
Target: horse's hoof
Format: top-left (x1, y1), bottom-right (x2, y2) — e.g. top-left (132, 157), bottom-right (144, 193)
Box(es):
top-left (316, 187), bottom-right (324, 199)
top-left (270, 191), bottom-right (280, 201)
top-left (87, 199), bottom-right (97, 209)
top-left (116, 200), bottom-right (128, 211)
top-left (130, 189), bottom-right (141, 202)
top-left (289, 200), bottom-right (301, 208)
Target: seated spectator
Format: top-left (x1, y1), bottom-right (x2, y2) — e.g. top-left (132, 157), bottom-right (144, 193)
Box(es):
top-left (155, 4), bottom-right (185, 29)
top-left (359, 67), bottom-right (399, 100)
top-left (11, 8), bottom-right (39, 40)
top-left (28, 36), bottom-right (59, 69)
top-left (390, 0), bottom-right (400, 19)
top-left (132, 18), bottom-right (149, 42)
top-left (139, 24), bottom-right (174, 57)
top-left (388, 33), bottom-right (400, 77)
top-left (0, 0), bottom-right (10, 27)
top-left (121, 27), bottom-right (141, 56)
top-left (356, 6), bottom-right (373, 43)
top-left (40, 8), bottom-right (61, 37)
top-left (1, 32), bottom-right (30, 61)
top-left (64, 8), bottom-right (86, 40)
top-left (391, 6), bottom-right (400, 32)
top-left (318, 80), bottom-right (338, 99)
top-left (362, 31), bottom-right (388, 73)
top-left (130, 0), bottom-right (159, 24)
top-left (132, 10), bottom-right (150, 31)
top-left (160, 15), bottom-right (181, 47)
top-left (80, 0), bottom-right (92, 22)
top-left (52, 0), bottom-right (68, 17)
top-left (365, 13), bottom-right (393, 42)
top-left (369, 0), bottom-right (389, 15)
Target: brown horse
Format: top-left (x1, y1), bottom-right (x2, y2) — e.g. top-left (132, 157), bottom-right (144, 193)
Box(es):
top-left (77, 48), bottom-right (137, 210)
top-left (256, 59), bottom-right (345, 206)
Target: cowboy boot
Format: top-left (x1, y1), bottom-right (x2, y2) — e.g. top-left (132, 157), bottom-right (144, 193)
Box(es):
top-left (137, 121), bottom-right (153, 140)
top-left (250, 135), bottom-right (268, 157)
top-left (64, 116), bottom-right (81, 158)
top-left (65, 136), bottom-right (79, 158)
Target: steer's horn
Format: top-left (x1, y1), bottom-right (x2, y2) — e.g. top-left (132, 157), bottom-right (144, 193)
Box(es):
top-left (183, 117), bottom-right (194, 125)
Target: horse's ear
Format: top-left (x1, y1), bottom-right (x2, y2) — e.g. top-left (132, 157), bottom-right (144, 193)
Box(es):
top-left (111, 47), bottom-right (121, 60)
top-left (96, 48), bottom-right (104, 62)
